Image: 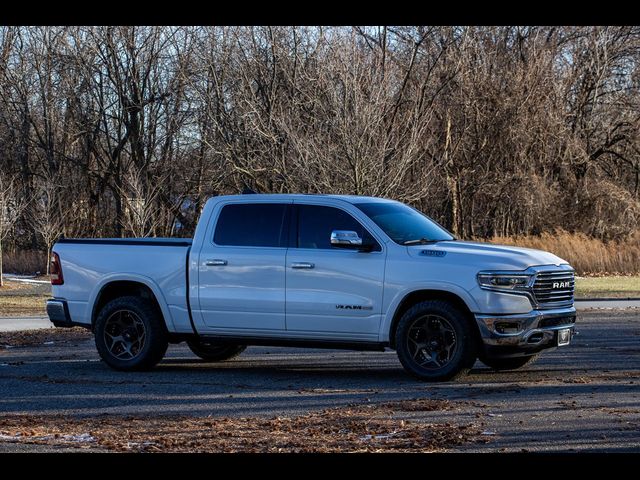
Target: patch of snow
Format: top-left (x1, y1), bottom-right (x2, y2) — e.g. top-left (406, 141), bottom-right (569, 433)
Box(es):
top-left (61, 433), bottom-right (96, 443)
top-left (3, 274), bottom-right (50, 284)
top-left (481, 431), bottom-right (497, 435)
top-left (360, 431), bottom-right (399, 441)
top-left (37, 433), bottom-right (96, 443)
top-left (42, 341), bottom-right (55, 345)
top-left (126, 441), bottom-right (157, 448)
top-left (0, 432), bottom-right (95, 444)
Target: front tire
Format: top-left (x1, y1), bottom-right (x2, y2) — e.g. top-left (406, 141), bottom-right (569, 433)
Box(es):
top-left (395, 300), bottom-right (477, 382)
top-left (481, 354), bottom-right (538, 371)
top-left (187, 339), bottom-right (246, 362)
top-left (94, 296), bottom-right (168, 371)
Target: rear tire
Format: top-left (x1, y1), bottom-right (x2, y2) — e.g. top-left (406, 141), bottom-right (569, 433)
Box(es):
top-left (481, 354), bottom-right (538, 371)
top-left (395, 300), bottom-right (477, 382)
top-left (94, 296), bottom-right (168, 371)
top-left (187, 339), bottom-right (246, 362)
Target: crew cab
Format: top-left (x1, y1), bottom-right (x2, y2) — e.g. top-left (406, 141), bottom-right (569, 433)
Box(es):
top-left (47, 194), bottom-right (577, 381)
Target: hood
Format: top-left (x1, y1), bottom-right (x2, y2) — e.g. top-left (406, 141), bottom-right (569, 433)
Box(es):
top-left (407, 240), bottom-right (570, 271)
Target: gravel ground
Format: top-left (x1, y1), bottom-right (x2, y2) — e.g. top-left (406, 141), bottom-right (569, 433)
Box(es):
top-left (0, 310), bottom-right (638, 452)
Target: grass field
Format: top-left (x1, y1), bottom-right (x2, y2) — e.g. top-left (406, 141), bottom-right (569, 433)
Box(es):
top-left (0, 295), bottom-right (48, 316)
top-left (0, 279), bottom-right (49, 316)
top-left (1, 276), bottom-right (640, 317)
top-left (574, 276), bottom-right (640, 299)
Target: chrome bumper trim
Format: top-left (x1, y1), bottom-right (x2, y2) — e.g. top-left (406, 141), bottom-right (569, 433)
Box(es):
top-left (475, 307), bottom-right (576, 347)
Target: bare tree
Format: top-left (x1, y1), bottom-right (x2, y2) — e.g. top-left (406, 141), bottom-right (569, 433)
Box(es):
top-left (2, 25), bottom-right (640, 271)
top-left (118, 167), bottom-right (166, 238)
top-left (29, 179), bottom-right (68, 274)
top-left (0, 176), bottom-right (29, 286)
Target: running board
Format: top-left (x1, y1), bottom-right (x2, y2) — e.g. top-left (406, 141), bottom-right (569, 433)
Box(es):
top-left (197, 335), bottom-right (388, 352)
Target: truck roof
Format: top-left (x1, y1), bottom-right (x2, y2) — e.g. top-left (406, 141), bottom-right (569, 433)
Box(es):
top-left (208, 193), bottom-right (398, 204)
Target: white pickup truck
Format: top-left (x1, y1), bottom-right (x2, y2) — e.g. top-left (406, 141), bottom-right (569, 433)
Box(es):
top-left (47, 194), bottom-right (576, 381)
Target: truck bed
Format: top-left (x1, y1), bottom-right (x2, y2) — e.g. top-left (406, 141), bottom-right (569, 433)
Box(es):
top-left (52, 237), bottom-right (193, 333)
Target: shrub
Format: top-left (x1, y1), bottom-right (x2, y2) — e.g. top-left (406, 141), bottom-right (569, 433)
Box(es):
top-left (1, 250), bottom-right (47, 276)
top-left (489, 230), bottom-right (640, 276)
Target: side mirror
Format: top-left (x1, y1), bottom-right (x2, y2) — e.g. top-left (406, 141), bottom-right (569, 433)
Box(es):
top-left (330, 230), bottom-right (363, 249)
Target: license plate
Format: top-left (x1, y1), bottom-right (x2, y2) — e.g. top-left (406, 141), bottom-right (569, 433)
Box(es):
top-left (557, 328), bottom-right (571, 346)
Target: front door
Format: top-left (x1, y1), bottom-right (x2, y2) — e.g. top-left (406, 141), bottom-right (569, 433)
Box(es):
top-left (196, 201), bottom-right (290, 332)
top-left (285, 203), bottom-right (386, 339)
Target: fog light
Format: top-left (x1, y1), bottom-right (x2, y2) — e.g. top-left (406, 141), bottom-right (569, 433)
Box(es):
top-left (495, 321), bottom-right (522, 334)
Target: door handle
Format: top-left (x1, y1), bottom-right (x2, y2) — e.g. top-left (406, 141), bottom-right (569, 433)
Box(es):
top-left (291, 262), bottom-right (315, 269)
top-left (205, 259), bottom-right (227, 266)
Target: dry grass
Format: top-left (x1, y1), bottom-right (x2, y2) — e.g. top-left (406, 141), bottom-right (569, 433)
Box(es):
top-left (5, 231), bottom-right (640, 278)
top-left (575, 276), bottom-right (640, 299)
top-left (0, 278), bottom-right (51, 316)
top-left (489, 230), bottom-right (640, 276)
top-left (2, 250), bottom-right (47, 275)
top-left (0, 400), bottom-right (480, 452)
top-left (0, 294), bottom-right (48, 316)
top-left (0, 280), bottom-right (48, 292)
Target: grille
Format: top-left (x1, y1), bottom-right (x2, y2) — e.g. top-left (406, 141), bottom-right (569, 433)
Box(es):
top-left (532, 270), bottom-right (575, 308)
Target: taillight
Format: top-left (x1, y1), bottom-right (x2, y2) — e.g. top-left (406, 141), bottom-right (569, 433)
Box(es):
top-left (50, 252), bottom-right (64, 285)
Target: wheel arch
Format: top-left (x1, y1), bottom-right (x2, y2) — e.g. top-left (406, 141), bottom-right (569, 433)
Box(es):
top-left (386, 289), bottom-right (480, 349)
top-left (89, 275), bottom-right (175, 332)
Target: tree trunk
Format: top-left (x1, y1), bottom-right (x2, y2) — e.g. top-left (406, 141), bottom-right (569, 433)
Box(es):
top-left (113, 183), bottom-right (124, 238)
top-left (448, 174), bottom-right (461, 238)
top-left (0, 237), bottom-right (4, 288)
top-left (443, 112), bottom-right (461, 237)
top-left (46, 247), bottom-right (51, 276)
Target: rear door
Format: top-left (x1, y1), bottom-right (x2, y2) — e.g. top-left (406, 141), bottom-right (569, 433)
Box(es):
top-left (196, 201), bottom-right (290, 332)
top-left (285, 203), bottom-right (387, 339)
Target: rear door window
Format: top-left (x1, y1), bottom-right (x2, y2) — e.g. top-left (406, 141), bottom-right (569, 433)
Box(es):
top-left (214, 203), bottom-right (288, 247)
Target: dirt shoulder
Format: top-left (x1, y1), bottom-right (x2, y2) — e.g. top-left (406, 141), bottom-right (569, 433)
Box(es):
top-left (0, 399), bottom-right (480, 453)
top-left (0, 327), bottom-right (91, 349)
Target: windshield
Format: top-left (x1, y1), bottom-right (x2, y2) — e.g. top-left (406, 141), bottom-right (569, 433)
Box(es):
top-left (354, 202), bottom-right (454, 245)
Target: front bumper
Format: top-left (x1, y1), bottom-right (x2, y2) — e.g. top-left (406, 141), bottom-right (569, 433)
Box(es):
top-left (475, 306), bottom-right (576, 358)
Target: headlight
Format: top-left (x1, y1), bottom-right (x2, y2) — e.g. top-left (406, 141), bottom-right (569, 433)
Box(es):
top-left (477, 272), bottom-right (533, 291)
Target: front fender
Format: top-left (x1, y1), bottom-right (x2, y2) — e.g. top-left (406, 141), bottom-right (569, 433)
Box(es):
top-left (379, 281), bottom-right (480, 343)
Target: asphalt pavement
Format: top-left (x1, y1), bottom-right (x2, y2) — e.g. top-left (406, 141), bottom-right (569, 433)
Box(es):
top-left (0, 309), bottom-right (639, 452)
top-left (0, 316), bottom-right (53, 332)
